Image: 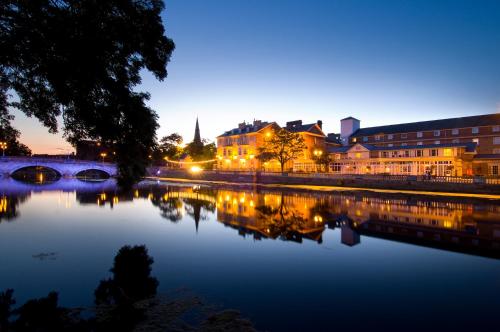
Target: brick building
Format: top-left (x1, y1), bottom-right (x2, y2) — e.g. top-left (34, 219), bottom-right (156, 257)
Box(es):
top-left (330, 113), bottom-right (500, 176)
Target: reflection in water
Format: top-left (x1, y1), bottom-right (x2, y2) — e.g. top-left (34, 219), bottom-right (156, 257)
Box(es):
top-left (0, 194), bottom-right (30, 222)
top-left (2, 178), bottom-right (500, 257)
top-left (10, 166), bottom-right (62, 184)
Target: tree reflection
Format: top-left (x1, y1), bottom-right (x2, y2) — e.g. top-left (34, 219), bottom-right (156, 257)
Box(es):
top-left (150, 196), bottom-right (183, 222)
top-left (0, 194), bottom-right (30, 222)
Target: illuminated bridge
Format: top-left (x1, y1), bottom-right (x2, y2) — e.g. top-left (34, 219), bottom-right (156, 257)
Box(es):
top-left (0, 157), bottom-right (117, 178)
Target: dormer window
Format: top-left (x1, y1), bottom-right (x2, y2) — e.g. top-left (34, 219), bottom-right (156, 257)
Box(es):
top-left (434, 130), bottom-right (441, 137)
top-left (472, 127), bottom-right (479, 134)
top-left (375, 135), bottom-right (382, 141)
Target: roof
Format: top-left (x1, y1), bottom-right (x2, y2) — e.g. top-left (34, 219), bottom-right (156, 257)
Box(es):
top-left (217, 121), bottom-right (275, 137)
top-left (286, 122), bottom-right (326, 136)
top-left (474, 154), bottom-right (500, 160)
top-left (341, 116), bottom-right (359, 121)
top-left (351, 113), bottom-right (500, 137)
top-left (328, 142), bottom-right (477, 154)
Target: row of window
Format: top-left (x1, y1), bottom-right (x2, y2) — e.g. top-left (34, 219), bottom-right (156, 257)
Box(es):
top-left (218, 136), bottom-right (257, 146)
top-left (358, 126), bottom-right (500, 142)
top-left (222, 148), bottom-right (251, 156)
top-left (379, 148), bottom-right (453, 158)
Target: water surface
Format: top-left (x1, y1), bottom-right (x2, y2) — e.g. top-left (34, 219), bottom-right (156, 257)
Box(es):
top-left (1, 178), bottom-right (499, 331)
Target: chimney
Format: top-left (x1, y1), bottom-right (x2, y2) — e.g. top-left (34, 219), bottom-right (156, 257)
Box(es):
top-left (238, 122), bottom-right (246, 130)
top-left (286, 120), bottom-right (302, 129)
top-left (317, 120), bottom-right (322, 129)
top-left (340, 117), bottom-right (360, 146)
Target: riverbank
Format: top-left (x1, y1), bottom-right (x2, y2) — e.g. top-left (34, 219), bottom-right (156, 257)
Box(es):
top-left (147, 169), bottom-right (500, 199)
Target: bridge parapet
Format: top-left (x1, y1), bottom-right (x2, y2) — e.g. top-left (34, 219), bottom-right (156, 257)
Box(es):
top-left (0, 156), bottom-right (117, 177)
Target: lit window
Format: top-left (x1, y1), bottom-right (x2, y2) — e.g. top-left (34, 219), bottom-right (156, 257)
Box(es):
top-left (452, 139), bottom-right (459, 143)
top-left (387, 134), bottom-right (393, 140)
top-left (472, 127), bottom-right (479, 134)
top-left (352, 138), bottom-right (357, 143)
top-left (417, 141), bottom-right (423, 145)
top-left (401, 143), bottom-right (407, 146)
top-left (417, 132), bottom-right (423, 138)
top-left (473, 138), bottom-right (479, 145)
top-left (443, 148), bottom-right (453, 157)
top-left (493, 126), bottom-right (500, 133)
top-left (494, 137), bottom-right (500, 145)
top-left (434, 140), bottom-right (440, 145)
top-left (375, 135), bottom-right (381, 141)
top-left (355, 152), bottom-right (362, 159)
top-left (434, 130), bottom-right (440, 137)
top-left (401, 133), bottom-right (408, 139)
top-left (452, 128), bottom-right (459, 135)
top-left (387, 143), bottom-right (393, 147)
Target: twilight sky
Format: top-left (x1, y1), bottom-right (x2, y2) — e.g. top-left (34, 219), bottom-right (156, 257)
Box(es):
top-left (12, 0), bottom-right (500, 154)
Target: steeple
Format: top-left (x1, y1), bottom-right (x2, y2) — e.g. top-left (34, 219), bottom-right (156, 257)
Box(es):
top-left (194, 117), bottom-right (202, 145)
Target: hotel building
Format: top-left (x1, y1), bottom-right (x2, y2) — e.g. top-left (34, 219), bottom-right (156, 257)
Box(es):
top-left (216, 119), bottom-right (328, 172)
top-left (330, 114), bottom-right (500, 176)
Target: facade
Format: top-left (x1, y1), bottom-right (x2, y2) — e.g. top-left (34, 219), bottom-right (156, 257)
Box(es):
top-left (333, 113), bottom-right (500, 176)
top-left (329, 142), bottom-right (476, 176)
top-left (284, 120), bottom-right (327, 172)
top-left (216, 120), bottom-right (280, 171)
top-left (216, 120), bottom-right (329, 172)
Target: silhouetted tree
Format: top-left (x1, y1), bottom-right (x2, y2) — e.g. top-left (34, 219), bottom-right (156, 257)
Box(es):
top-left (0, 97), bottom-right (31, 156)
top-left (1, 0), bottom-right (175, 187)
top-left (11, 292), bottom-right (65, 332)
top-left (154, 133), bottom-right (184, 163)
top-left (257, 128), bottom-right (306, 173)
top-left (0, 289), bottom-right (15, 331)
top-left (95, 245), bottom-right (158, 305)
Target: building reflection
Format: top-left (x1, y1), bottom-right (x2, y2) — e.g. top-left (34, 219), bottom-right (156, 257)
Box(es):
top-left (214, 189), bottom-right (500, 257)
top-left (2, 178), bottom-right (499, 258)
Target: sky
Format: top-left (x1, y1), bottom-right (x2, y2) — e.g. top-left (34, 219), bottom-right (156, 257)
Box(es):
top-left (12, 0), bottom-right (500, 154)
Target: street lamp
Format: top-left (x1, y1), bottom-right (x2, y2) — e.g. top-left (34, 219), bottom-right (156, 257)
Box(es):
top-left (100, 152), bottom-right (107, 163)
top-left (0, 142), bottom-right (7, 157)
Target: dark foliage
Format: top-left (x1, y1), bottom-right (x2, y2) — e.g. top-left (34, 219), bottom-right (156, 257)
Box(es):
top-left (0, 0), bottom-right (175, 186)
top-left (0, 289), bottom-right (15, 331)
top-left (95, 245), bottom-right (158, 305)
top-left (11, 291), bottom-right (65, 332)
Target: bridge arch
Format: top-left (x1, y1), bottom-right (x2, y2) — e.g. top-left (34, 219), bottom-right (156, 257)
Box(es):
top-left (75, 168), bottom-right (112, 179)
top-left (10, 165), bottom-right (63, 183)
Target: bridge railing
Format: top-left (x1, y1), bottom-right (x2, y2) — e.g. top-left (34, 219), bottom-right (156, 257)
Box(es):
top-left (0, 156), bottom-right (115, 166)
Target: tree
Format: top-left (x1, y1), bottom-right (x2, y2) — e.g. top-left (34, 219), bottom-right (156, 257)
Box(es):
top-left (0, 85), bottom-right (31, 156)
top-left (153, 133), bottom-right (183, 164)
top-left (1, 0), bottom-right (175, 187)
top-left (257, 128), bottom-right (306, 173)
top-left (312, 148), bottom-right (330, 173)
top-left (184, 139), bottom-right (216, 168)
top-left (95, 245), bottom-right (158, 305)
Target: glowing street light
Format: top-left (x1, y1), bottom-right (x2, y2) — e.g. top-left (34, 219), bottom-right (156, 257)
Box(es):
top-left (100, 152), bottom-right (107, 163)
top-left (0, 142), bottom-right (7, 157)
top-left (190, 165), bottom-right (202, 173)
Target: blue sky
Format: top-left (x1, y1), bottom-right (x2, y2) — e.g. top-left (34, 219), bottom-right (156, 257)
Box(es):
top-left (12, 0), bottom-right (500, 153)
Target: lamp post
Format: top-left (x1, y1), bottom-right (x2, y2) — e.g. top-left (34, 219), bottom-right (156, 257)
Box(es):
top-left (0, 142), bottom-right (7, 157)
top-left (100, 152), bottom-right (107, 163)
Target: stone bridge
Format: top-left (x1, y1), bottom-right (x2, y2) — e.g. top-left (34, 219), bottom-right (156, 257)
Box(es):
top-left (0, 157), bottom-right (117, 178)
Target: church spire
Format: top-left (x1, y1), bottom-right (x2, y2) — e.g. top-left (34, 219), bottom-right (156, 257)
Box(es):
top-left (194, 117), bottom-right (202, 145)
